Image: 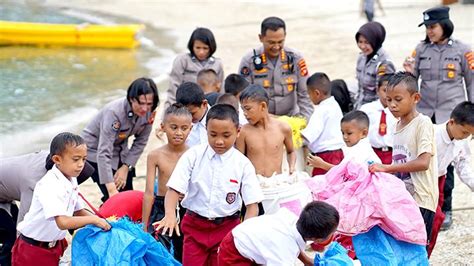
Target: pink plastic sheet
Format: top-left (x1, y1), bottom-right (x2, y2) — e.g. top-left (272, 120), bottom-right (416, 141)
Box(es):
top-left (305, 160), bottom-right (427, 245)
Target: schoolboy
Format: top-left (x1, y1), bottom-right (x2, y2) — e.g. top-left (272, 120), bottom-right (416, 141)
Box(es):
top-left (428, 101), bottom-right (474, 256)
top-left (155, 104), bottom-right (263, 266)
top-left (142, 103), bottom-right (192, 262)
top-left (197, 69), bottom-right (221, 94)
top-left (218, 201), bottom-right (340, 266)
top-left (216, 93), bottom-right (240, 113)
top-left (360, 74), bottom-right (397, 164)
top-left (236, 84), bottom-right (296, 177)
top-left (301, 72), bottom-right (345, 176)
top-left (12, 132), bottom-right (110, 265)
top-left (307, 110), bottom-right (381, 171)
top-left (224, 73), bottom-right (250, 125)
top-left (369, 72), bottom-right (438, 246)
top-left (176, 82), bottom-right (209, 147)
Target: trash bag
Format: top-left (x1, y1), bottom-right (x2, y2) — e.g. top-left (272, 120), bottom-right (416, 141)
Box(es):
top-left (72, 217), bottom-right (181, 266)
top-left (352, 226), bottom-right (428, 266)
top-left (314, 242), bottom-right (353, 266)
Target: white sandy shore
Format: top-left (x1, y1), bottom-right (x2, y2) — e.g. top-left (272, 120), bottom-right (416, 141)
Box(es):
top-left (45, 0), bottom-right (474, 264)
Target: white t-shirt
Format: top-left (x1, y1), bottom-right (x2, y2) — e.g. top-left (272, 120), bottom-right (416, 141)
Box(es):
top-left (17, 165), bottom-right (84, 241)
top-left (435, 122), bottom-right (474, 191)
top-left (186, 108), bottom-right (208, 147)
top-left (342, 137), bottom-right (381, 165)
top-left (392, 114), bottom-right (438, 212)
top-left (232, 208), bottom-right (306, 266)
top-left (360, 100), bottom-right (397, 149)
top-left (301, 96), bottom-right (344, 153)
top-left (167, 144), bottom-right (263, 218)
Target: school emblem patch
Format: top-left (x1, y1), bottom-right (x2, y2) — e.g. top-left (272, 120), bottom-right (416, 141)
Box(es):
top-left (226, 192), bottom-right (236, 204)
top-left (112, 121), bottom-right (120, 131)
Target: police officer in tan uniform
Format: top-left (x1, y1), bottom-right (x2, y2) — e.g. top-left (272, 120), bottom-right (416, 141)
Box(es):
top-left (82, 77), bottom-right (159, 202)
top-left (355, 21), bottom-right (395, 108)
top-left (238, 17), bottom-right (314, 121)
top-left (0, 151), bottom-right (93, 265)
top-left (404, 6), bottom-right (473, 231)
top-left (164, 27), bottom-right (224, 111)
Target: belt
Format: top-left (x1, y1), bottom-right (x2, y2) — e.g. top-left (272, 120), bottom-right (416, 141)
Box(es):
top-left (20, 234), bottom-right (58, 249)
top-left (186, 210), bottom-right (240, 225)
top-left (373, 146), bottom-right (392, 152)
top-left (313, 149), bottom-right (342, 156)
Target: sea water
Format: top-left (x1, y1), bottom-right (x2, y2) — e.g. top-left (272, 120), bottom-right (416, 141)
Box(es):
top-left (0, 2), bottom-right (177, 157)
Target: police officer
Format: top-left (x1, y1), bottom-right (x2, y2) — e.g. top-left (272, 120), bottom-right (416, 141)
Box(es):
top-left (164, 27), bottom-right (224, 111)
top-left (355, 21), bottom-right (395, 108)
top-left (238, 16), bottom-right (314, 121)
top-left (82, 77), bottom-right (159, 202)
top-left (0, 151), bottom-right (94, 266)
top-left (404, 6), bottom-right (473, 231)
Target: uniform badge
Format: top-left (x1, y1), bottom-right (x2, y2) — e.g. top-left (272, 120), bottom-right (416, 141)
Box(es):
top-left (424, 13), bottom-right (429, 21)
top-left (254, 67), bottom-right (268, 74)
top-left (263, 80), bottom-right (271, 88)
top-left (148, 111), bottom-right (156, 125)
top-left (297, 59), bottom-right (308, 77)
top-left (112, 121), bottom-right (120, 131)
top-left (465, 51), bottom-right (474, 70)
top-left (226, 192), bottom-right (236, 204)
top-left (127, 111), bottom-right (134, 118)
top-left (118, 132), bottom-right (127, 140)
top-left (447, 71), bottom-right (455, 79)
top-left (377, 65), bottom-right (386, 76)
top-left (446, 63), bottom-right (455, 70)
top-left (411, 50), bottom-right (417, 58)
top-left (286, 77), bottom-right (295, 92)
top-left (240, 66), bottom-right (250, 76)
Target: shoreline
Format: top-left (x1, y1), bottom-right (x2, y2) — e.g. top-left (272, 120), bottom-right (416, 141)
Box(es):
top-left (41, 0), bottom-right (474, 264)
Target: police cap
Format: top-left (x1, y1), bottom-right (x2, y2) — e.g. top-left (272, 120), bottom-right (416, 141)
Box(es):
top-left (418, 6), bottom-right (450, 27)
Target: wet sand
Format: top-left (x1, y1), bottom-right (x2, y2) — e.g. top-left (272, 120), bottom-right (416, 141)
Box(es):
top-left (46, 0), bottom-right (474, 264)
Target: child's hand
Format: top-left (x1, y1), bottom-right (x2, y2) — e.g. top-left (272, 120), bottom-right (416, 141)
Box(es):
top-left (306, 154), bottom-right (325, 168)
top-left (153, 215), bottom-right (180, 237)
top-left (403, 56), bottom-right (415, 73)
top-left (95, 217), bottom-right (111, 231)
top-left (368, 163), bottom-right (387, 173)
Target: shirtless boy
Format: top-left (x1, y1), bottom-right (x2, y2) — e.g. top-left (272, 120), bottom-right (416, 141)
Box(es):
top-left (142, 103), bottom-right (192, 262)
top-left (236, 84), bottom-right (296, 177)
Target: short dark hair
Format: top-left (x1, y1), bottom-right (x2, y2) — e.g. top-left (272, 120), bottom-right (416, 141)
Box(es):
top-left (50, 132), bottom-right (85, 157)
top-left (307, 72), bottom-right (331, 95)
top-left (341, 110), bottom-right (370, 129)
top-left (127, 77), bottom-right (160, 111)
top-left (197, 69), bottom-right (219, 86)
top-left (296, 201), bottom-right (340, 240)
top-left (176, 82), bottom-right (205, 106)
top-left (187, 27), bottom-right (217, 58)
top-left (163, 103), bottom-right (192, 122)
top-left (261, 16), bottom-right (286, 35)
top-left (386, 71), bottom-right (419, 94)
top-left (451, 101), bottom-right (474, 126)
top-left (224, 74), bottom-right (249, 96)
top-left (424, 20), bottom-right (454, 43)
top-left (377, 73), bottom-right (394, 89)
top-left (206, 104), bottom-right (239, 128)
top-left (216, 93), bottom-right (239, 111)
top-left (239, 84), bottom-right (269, 105)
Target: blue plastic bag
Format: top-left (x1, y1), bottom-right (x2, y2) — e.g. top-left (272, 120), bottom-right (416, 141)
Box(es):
top-left (72, 217), bottom-right (181, 266)
top-left (314, 242), bottom-right (353, 265)
top-left (352, 226), bottom-right (428, 266)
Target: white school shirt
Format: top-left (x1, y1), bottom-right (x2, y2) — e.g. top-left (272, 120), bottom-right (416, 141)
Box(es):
top-left (17, 165), bottom-right (84, 241)
top-left (167, 144), bottom-right (263, 218)
top-left (435, 122), bottom-right (474, 191)
top-left (186, 108), bottom-right (208, 147)
top-left (359, 100), bottom-right (397, 149)
top-left (232, 208), bottom-right (306, 266)
top-left (342, 137), bottom-right (381, 165)
top-left (301, 96), bottom-right (344, 153)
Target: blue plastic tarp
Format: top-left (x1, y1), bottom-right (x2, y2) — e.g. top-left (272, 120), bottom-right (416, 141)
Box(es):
top-left (314, 242), bottom-right (353, 266)
top-left (72, 218), bottom-right (181, 266)
top-left (352, 226), bottom-right (428, 266)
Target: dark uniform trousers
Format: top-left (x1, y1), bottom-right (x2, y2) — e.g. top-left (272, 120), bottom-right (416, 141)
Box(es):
top-left (88, 161), bottom-right (135, 202)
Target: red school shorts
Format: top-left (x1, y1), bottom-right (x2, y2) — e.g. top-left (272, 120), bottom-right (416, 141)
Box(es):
top-left (428, 175), bottom-right (446, 257)
top-left (218, 232), bottom-right (256, 266)
top-left (11, 235), bottom-right (68, 266)
top-left (312, 149), bottom-right (344, 176)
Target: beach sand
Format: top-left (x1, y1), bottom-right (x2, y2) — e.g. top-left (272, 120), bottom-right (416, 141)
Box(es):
top-left (46, 0), bottom-right (474, 264)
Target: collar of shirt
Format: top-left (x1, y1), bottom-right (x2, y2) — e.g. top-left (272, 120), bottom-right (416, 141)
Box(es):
top-left (122, 98), bottom-right (135, 119)
top-left (205, 144), bottom-right (235, 162)
top-left (439, 122), bottom-right (453, 145)
top-left (318, 96), bottom-right (336, 107)
top-left (289, 219), bottom-right (307, 251)
top-left (50, 165), bottom-right (78, 188)
top-left (196, 107), bottom-right (209, 128)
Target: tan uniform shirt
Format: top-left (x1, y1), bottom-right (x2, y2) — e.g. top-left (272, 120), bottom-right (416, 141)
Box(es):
top-left (355, 48), bottom-right (395, 108)
top-left (238, 47), bottom-right (314, 120)
top-left (81, 98), bottom-right (153, 184)
top-left (164, 53), bottom-right (224, 110)
top-left (412, 39), bottom-right (473, 123)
